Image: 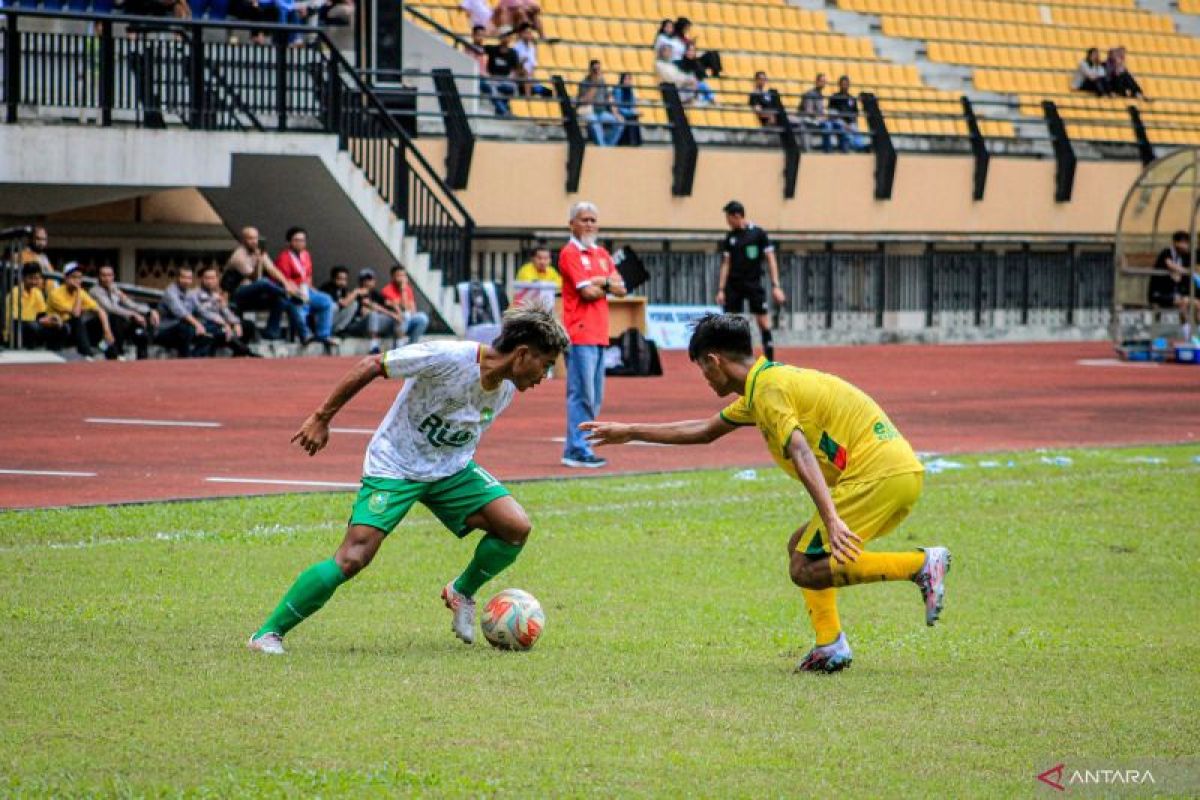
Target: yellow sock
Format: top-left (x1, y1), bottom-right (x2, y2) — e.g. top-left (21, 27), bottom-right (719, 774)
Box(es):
top-left (802, 588), bottom-right (841, 646)
top-left (831, 551), bottom-right (925, 588)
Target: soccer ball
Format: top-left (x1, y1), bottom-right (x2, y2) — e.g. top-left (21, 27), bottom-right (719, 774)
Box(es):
top-left (481, 588), bottom-right (545, 651)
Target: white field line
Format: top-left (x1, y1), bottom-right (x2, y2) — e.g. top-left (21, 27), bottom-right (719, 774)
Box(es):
top-left (330, 427), bottom-right (375, 435)
top-left (0, 469), bottom-right (97, 477)
top-left (0, 522), bottom-right (338, 553)
top-left (206, 477), bottom-right (361, 489)
top-left (547, 436), bottom-right (673, 448)
top-left (86, 417), bottom-right (222, 428)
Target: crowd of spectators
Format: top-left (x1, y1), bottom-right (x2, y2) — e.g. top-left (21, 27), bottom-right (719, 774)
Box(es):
top-left (1072, 46), bottom-right (1149, 101)
top-left (111, 0), bottom-right (355, 45)
top-left (2, 224), bottom-right (429, 360)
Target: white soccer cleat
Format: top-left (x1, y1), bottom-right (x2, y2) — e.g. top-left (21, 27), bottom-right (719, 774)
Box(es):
top-left (914, 546), bottom-right (951, 626)
top-left (442, 581), bottom-right (477, 644)
top-left (795, 632), bottom-right (853, 674)
top-left (247, 632), bottom-right (286, 655)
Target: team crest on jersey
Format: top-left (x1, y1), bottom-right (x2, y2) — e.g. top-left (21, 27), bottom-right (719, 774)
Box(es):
top-left (745, 244), bottom-right (759, 260)
top-left (368, 491), bottom-right (390, 514)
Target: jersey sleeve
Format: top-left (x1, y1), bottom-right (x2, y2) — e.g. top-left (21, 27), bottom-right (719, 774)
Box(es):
top-left (719, 395), bottom-right (756, 426)
top-left (381, 341), bottom-right (473, 381)
top-left (557, 247), bottom-right (590, 291)
top-left (754, 382), bottom-right (804, 453)
top-left (758, 227), bottom-right (775, 254)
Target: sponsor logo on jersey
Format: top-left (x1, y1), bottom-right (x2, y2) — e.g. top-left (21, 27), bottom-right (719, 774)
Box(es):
top-left (873, 420), bottom-right (900, 441)
top-left (418, 413), bottom-right (474, 448)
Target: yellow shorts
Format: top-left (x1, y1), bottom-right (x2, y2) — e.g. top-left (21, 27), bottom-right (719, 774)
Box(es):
top-left (796, 471), bottom-right (924, 557)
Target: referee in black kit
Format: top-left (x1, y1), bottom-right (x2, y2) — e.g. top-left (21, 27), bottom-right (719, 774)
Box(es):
top-left (715, 200), bottom-right (787, 361)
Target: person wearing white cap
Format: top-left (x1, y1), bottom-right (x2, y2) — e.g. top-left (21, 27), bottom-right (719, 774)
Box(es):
top-left (46, 262), bottom-right (117, 360)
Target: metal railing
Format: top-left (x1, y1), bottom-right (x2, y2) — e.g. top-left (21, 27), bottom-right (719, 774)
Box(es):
top-left (1, 8), bottom-right (476, 285)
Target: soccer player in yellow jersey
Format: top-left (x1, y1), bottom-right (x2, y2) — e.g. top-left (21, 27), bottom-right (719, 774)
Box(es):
top-left (582, 313), bottom-right (950, 673)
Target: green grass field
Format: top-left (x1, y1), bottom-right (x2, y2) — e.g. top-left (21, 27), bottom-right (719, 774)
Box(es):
top-left (2, 444), bottom-right (1199, 798)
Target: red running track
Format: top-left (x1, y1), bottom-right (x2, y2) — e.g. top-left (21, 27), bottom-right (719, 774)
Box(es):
top-left (1, 342), bottom-right (1197, 509)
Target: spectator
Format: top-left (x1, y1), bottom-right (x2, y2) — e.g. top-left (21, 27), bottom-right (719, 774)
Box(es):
top-left (155, 266), bottom-right (211, 358)
top-left (799, 73), bottom-right (846, 153)
top-left (337, 269), bottom-right (403, 354)
top-left (716, 200), bottom-right (786, 361)
top-left (678, 43), bottom-right (715, 105)
top-left (558, 201), bottom-right (626, 469)
top-left (673, 18), bottom-right (721, 79)
top-left (319, 0), bottom-right (353, 26)
top-left (273, 226), bottom-right (335, 349)
top-left (223, 226), bottom-right (307, 341)
top-left (92, 264), bottom-right (158, 360)
top-left (1106, 47), bottom-right (1149, 101)
top-left (469, 25), bottom-right (490, 73)
top-left (229, 0), bottom-right (276, 43)
top-left (320, 265), bottom-right (359, 334)
top-left (4, 263), bottom-right (65, 350)
top-left (653, 19), bottom-right (697, 96)
top-left (1148, 231), bottom-right (1198, 323)
top-left (1073, 48), bottom-right (1110, 96)
top-left (749, 71), bottom-right (783, 126)
top-left (613, 72), bottom-right (642, 146)
top-left (47, 263), bottom-right (118, 360)
top-left (380, 264), bottom-right (430, 344)
top-left (515, 244), bottom-right (563, 288)
top-left (828, 75), bottom-right (867, 152)
top-left (578, 59), bottom-right (623, 147)
top-left (512, 22), bottom-right (552, 97)
top-left (482, 31), bottom-right (520, 116)
top-left (460, 0), bottom-right (494, 33)
top-left (494, 0), bottom-right (543, 38)
top-left (196, 265), bottom-right (256, 357)
top-left (20, 225), bottom-right (58, 292)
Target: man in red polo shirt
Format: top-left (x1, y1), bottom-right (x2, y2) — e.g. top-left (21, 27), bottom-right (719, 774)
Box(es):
top-left (273, 226), bottom-right (335, 349)
top-left (559, 201), bottom-right (626, 468)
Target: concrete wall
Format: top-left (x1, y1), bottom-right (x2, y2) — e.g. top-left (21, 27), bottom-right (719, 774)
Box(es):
top-left (413, 139), bottom-right (1141, 239)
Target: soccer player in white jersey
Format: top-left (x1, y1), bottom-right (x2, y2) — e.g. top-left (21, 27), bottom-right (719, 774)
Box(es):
top-left (248, 305), bottom-right (570, 654)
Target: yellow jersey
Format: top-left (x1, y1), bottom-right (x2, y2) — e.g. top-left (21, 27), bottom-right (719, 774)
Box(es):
top-left (720, 357), bottom-right (922, 487)
top-left (47, 284), bottom-right (99, 321)
top-left (514, 262), bottom-right (563, 289)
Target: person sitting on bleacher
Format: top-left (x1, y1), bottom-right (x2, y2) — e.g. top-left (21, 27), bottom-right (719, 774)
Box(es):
top-left (381, 265), bottom-right (430, 345)
top-left (4, 263), bottom-right (65, 352)
top-left (512, 22), bottom-right (552, 97)
top-left (155, 266), bottom-right (211, 358)
top-left (577, 59), bottom-right (624, 147)
top-left (828, 75), bottom-right (867, 152)
top-left (678, 43), bottom-right (715, 105)
top-left (223, 226), bottom-right (306, 341)
top-left (1106, 47), bottom-right (1149, 102)
top-left (47, 264), bottom-right (119, 361)
top-left (494, 0), bottom-right (544, 38)
top-left (672, 18), bottom-right (721, 79)
top-left (1149, 231), bottom-right (1199, 320)
top-left (482, 31), bottom-right (520, 116)
top-left (20, 225), bottom-right (58, 294)
top-left (653, 19), bottom-right (697, 97)
top-left (195, 265), bottom-right (256, 357)
top-left (1072, 48), bottom-right (1110, 97)
top-left (749, 71), bottom-right (783, 127)
top-left (93, 265), bottom-right (158, 361)
top-left (461, 0), bottom-right (496, 35)
top-left (799, 73), bottom-right (847, 153)
top-left (613, 73), bottom-right (642, 147)
top-left (335, 269), bottom-right (403, 354)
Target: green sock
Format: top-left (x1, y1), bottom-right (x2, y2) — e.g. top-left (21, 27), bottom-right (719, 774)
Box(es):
top-left (254, 558), bottom-right (347, 639)
top-left (453, 535), bottom-right (523, 598)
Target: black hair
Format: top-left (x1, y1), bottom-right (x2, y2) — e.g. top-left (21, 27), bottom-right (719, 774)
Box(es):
top-left (515, 21), bottom-right (532, 33)
top-left (196, 264), bottom-right (218, 277)
top-left (491, 303), bottom-right (571, 355)
top-left (754, 70), bottom-right (767, 80)
top-left (533, 241), bottom-right (551, 255)
top-left (285, 226), bottom-right (306, 241)
top-left (390, 264), bottom-right (406, 275)
top-left (589, 59), bottom-right (601, 70)
top-left (1172, 230), bottom-right (1190, 243)
top-left (330, 265), bottom-right (349, 278)
top-left (674, 16), bottom-right (691, 35)
top-left (20, 262), bottom-right (41, 278)
top-left (657, 18), bottom-right (672, 35)
top-left (687, 313), bottom-right (754, 362)
top-left (472, 24), bottom-right (485, 33)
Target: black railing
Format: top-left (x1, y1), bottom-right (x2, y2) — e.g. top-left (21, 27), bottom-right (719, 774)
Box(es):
top-left (2, 7), bottom-right (476, 286)
top-left (1, 226), bottom-right (34, 350)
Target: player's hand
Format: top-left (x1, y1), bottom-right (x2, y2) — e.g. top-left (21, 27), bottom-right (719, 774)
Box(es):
top-left (580, 421), bottom-right (632, 447)
top-left (715, 290), bottom-right (725, 307)
top-left (771, 286), bottom-right (787, 305)
top-left (825, 515), bottom-right (863, 565)
top-left (292, 414), bottom-right (330, 456)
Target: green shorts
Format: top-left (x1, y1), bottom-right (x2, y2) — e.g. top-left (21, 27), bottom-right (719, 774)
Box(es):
top-left (349, 462), bottom-right (511, 537)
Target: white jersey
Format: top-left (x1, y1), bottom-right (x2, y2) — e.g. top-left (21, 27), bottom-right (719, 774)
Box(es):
top-left (363, 340), bottom-right (516, 481)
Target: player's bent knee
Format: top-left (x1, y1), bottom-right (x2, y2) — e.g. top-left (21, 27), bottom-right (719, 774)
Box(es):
top-left (335, 525), bottom-right (384, 578)
top-left (789, 554), bottom-right (818, 588)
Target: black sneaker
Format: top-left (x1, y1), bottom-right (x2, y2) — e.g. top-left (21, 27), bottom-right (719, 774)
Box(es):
top-left (561, 454), bottom-right (608, 469)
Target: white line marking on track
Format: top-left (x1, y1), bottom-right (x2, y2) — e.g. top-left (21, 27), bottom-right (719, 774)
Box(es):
top-left (86, 417), bottom-right (222, 428)
top-left (331, 427), bottom-right (375, 434)
top-left (205, 477), bottom-right (360, 489)
top-left (0, 468), bottom-right (97, 477)
top-left (1075, 358), bottom-right (1160, 368)
top-left (548, 436), bottom-right (673, 448)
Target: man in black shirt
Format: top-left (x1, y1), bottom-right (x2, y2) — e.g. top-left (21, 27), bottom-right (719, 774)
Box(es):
top-left (748, 71), bottom-right (782, 127)
top-left (483, 31), bottom-right (519, 116)
top-left (716, 200), bottom-right (787, 361)
top-left (1148, 230), bottom-right (1198, 319)
top-left (827, 75), bottom-right (864, 152)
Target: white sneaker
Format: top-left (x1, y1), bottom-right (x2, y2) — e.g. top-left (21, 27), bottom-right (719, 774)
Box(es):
top-left (441, 581), bottom-right (476, 644)
top-left (795, 632), bottom-right (853, 673)
top-left (914, 546), bottom-right (951, 626)
top-left (247, 632), bottom-right (286, 655)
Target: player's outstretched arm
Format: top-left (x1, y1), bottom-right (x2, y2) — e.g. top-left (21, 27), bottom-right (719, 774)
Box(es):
top-left (581, 414), bottom-right (736, 447)
top-left (784, 430), bottom-right (862, 564)
top-left (292, 355), bottom-right (386, 456)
